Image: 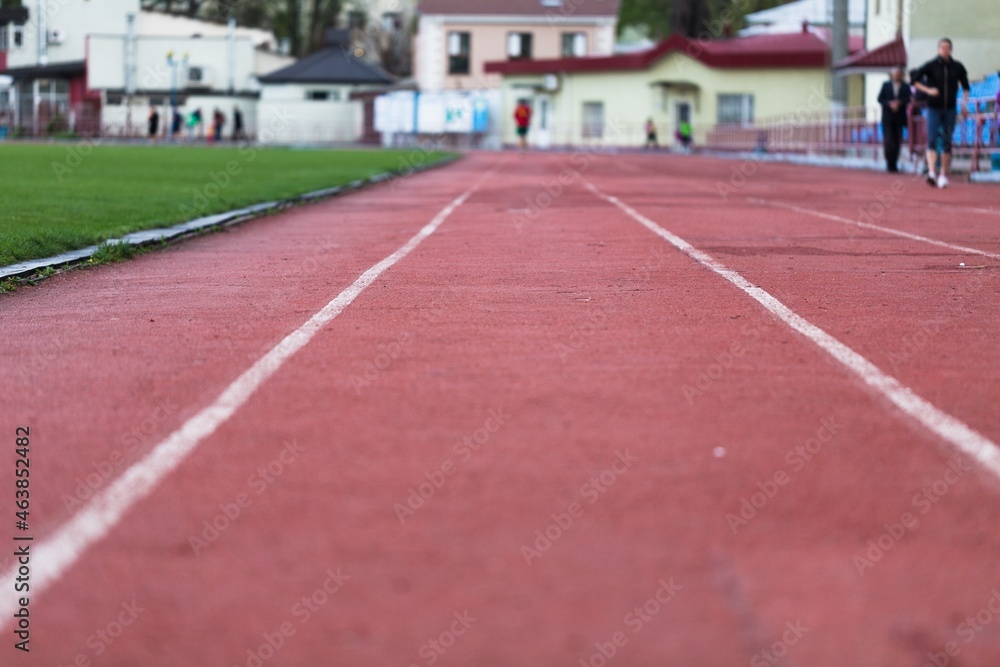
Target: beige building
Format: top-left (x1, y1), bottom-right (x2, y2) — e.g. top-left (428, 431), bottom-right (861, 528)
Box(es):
top-left (857, 0), bottom-right (1000, 105)
top-left (415, 0), bottom-right (620, 92)
top-left (486, 30), bottom-right (864, 149)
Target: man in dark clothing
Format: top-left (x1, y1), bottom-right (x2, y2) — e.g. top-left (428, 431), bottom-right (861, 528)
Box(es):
top-left (877, 67), bottom-right (911, 172)
top-left (911, 37), bottom-right (970, 188)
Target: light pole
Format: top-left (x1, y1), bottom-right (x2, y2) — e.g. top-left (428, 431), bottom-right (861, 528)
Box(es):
top-left (167, 51), bottom-right (189, 141)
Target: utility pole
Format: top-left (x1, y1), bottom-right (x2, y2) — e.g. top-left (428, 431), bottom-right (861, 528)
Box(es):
top-left (831, 0), bottom-right (849, 108)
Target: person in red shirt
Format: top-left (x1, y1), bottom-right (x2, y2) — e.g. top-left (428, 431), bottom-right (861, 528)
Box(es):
top-left (514, 99), bottom-right (532, 150)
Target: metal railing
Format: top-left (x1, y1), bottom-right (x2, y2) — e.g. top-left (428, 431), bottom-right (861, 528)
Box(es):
top-left (706, 98), bottom-right (1000, 172)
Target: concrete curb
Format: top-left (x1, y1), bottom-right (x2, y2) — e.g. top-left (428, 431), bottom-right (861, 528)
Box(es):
top-left (1, 154), bottom-right (461, 282)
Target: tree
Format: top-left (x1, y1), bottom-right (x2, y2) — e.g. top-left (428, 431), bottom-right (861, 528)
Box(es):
top-left (618, 0), bottom-right (799, 40)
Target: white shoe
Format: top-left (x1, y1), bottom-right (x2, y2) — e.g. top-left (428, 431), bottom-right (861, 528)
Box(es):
top-left (926, 171), bottom-right (937, 186)
top-left (937, 174), bottom-right (949, 189)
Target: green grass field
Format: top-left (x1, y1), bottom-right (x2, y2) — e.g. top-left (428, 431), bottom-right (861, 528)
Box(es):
top-left (0, 144), bottom-right (453, 267)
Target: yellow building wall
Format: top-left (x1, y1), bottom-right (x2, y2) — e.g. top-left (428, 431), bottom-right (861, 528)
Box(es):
top-left (909, 1), bottom-right (1000, 82)
top-left (500, 52), bottom-right (833, 148)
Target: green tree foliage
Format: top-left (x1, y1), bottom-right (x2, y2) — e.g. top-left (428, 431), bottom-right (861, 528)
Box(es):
top-left (618, 0), bottom-right (798, 40)
top-left (141, 0), bottom-right (343, 56)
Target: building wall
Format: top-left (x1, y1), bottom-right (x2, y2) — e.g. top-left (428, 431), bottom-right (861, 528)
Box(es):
top-left (88, 34), bottom-right (264, 94)
top-left (865, 0), bottom-right (999, 107)
top-left (6, 0), bottom-right (140, 69)
top-left (909, 1), bottom-right (1000, 82)
top-left (416, 14), bottom-right (616, 92)
top-left (500, 53), bottom-right (832, 148)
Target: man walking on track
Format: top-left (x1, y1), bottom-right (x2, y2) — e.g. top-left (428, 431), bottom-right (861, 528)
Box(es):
top-left (912, 37), bottom-right (970, 188)
top-left (514, 99), bottom-right (532, 151)
top-left (877, 67), bottom-right (911, 173)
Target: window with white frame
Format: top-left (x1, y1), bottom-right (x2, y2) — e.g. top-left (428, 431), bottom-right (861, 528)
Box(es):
top-left (13, 24), bottom-right (24, 49)
top-left (448, 31), bottom-right (470, 75)
top-left (717, 93), bottom-right (754, 125)
top-left (507, 32), bottom-right (533, 60)
top-left (0, 26), bottom-right (8, 52)
top-left (582, 101), bottom-right (604, 139)
top-left (561, 32), bottom-right (587, 58)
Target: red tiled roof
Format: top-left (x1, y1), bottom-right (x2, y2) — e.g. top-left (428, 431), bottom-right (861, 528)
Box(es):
top-left (835, 36), bottom-right (907, 70)
top-left (485, 31), bottom-right (860, 75)
top-left (419, 0), bottom-right (620, 17)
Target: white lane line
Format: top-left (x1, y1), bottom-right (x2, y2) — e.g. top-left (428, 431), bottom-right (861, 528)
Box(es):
top-left (587, 181), bottom-right (1000, 480)
top-left (0, 174), bottom-right (487, 625)
top-left (747, 198), bottom-right (1000, 261)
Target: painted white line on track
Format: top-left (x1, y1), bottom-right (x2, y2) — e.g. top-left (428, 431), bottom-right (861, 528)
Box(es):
top-left (0, 166), bottom-right (492, 626)
top-left (748, 198), bottom-right (1000, 261)
top-left (588, 181), bottom-right (1000, 480)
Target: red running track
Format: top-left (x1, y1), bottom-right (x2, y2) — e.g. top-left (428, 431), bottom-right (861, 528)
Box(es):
top-left (2, 152), bottom-right (1000, 667)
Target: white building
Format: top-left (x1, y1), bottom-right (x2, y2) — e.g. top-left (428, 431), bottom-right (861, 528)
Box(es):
top-left (0, 0), bottom-right (292, 136)
top-left (257, 29), bottom-right (395, 144)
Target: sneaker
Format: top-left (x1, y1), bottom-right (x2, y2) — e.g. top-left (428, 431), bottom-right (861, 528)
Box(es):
top-left (937, 174), bottom-right (949, 189)
top-left (926, 172), bottom-right (937, 186)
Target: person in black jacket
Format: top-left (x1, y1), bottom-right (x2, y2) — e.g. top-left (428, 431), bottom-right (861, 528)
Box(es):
top-left (877, 67), bottom-right (911, 172)
top-left (911, 38), bottom-right (970, 188)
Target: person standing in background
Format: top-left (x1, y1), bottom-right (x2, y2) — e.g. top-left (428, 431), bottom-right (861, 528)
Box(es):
top-left (877, 67), bottom-right (911, 172)
top-left (514, 99), bottom-right (532, 151)
top-left (148, 104), bottom-right (160, 145)
top-left (232, 106), bottom-right (244, 142)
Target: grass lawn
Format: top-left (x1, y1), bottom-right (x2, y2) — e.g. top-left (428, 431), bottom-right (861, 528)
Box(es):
top-left (0, 144), bottom-right (454, 267)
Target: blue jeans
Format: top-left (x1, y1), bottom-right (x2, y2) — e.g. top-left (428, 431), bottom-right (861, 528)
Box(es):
top-left (924, 108), bottom-right (957, 153)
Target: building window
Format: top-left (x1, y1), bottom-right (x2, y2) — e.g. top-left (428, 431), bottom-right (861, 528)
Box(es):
top-left (382, 12), bottom-right (402, 32)
top-left (561, 32), bottom-right (587, 58)
top-left (507, 32), bottom-right (533, 60)
top-left (13, 24), bottom-right (24, 49)
top-left (448, 31), bottom-right (470, 75)
top-left (0, 26), bottom-right (8, 52)
top-left (307, 90), bottom-right (330, 101)
top-left (717, 93), bottom-right (754, 125)
top-left (582, 101), bottom-right (604, 139)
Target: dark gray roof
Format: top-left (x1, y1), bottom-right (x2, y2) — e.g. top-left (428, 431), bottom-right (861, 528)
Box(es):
top-left (4, 60), bottom-right (85, 80)
top-left (258, 47), bottom-right (395, 85)
top-left (0, 7), bottom-right (29, 26)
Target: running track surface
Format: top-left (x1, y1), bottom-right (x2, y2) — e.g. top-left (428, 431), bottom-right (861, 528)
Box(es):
top-left (2, 152), bottom-right (1000, 667)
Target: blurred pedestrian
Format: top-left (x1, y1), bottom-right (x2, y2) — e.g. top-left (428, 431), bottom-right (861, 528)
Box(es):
top-left (213, 108), bottom-right (225, 142)
top-left (877, 67), bottom-right (911, 172)
top-left (187, 108), bottom-right (203, 140)
top-left (911, 37), bottom-right (970, 188)
top-left (676, 121), bottom-right (693, 152)
top-left (170, 108), bottom-right (182, 141)
top-left (644, 118), bottom-right (659, 150)
top-left (232, 106), bottom-right (244, 142)
top-left (148, 104), bottom-right (160, 145)
top-left (514, 99), bottom-right (532, 151)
